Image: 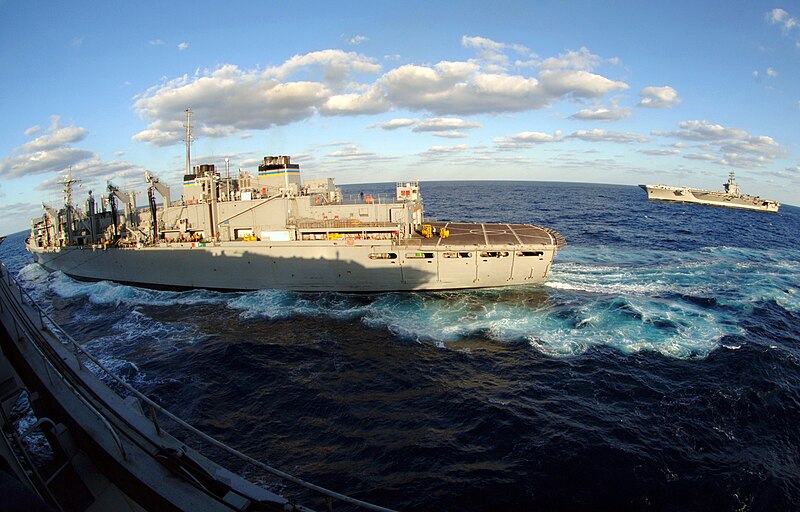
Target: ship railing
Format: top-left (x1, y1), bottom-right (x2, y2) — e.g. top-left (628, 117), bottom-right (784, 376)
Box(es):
top-left (339, 193), bottom-right (395, 205)
top-left (0, 261), bottom-right (396, 512)
top-left (540, 226), bottom-right (568, 248)
top-left (297, 219), bottom-right (398, 230)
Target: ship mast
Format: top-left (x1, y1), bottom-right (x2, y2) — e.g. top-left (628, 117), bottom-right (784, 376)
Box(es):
top-left (185, 108), bottom-right (192, 177)
top-left (63, 168), bottom-right (78, 244)
top-left (225, 157), bottom-right (230, 201)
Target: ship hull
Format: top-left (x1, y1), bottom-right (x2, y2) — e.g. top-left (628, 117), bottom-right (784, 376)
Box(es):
top-left (639, 185), bottom-right (779, 212)
top-left (29, 150), bottom-right (565, 293)
top-left (28, 238), bottom-right (558, 292)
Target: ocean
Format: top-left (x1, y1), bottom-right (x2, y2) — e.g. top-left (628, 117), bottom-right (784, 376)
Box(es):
top-left (2, 181), bottom-right (799, 511)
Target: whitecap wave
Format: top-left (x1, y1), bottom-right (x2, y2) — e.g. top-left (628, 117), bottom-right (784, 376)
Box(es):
top-left (47, 271), bottom-right (229, 308)
top-left (16, 242), bottom-right (798, 361)
top-left (79, 309), bottom-right (204, 387)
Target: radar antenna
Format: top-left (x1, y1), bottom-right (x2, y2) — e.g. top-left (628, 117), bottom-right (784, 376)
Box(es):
top-left (63, 168), bottom-right (80, 244)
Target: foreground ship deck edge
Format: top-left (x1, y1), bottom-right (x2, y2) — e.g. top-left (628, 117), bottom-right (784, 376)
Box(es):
top-left (0, 260), bottom-right (397, 511)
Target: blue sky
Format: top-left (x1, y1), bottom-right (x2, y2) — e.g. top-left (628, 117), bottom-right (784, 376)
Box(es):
top-left (1, 0), bottom-right (799, 236)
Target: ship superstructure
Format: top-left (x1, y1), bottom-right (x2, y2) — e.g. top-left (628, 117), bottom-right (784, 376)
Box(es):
top-left (639, 172), bottom-right (780, 212)
top-left (26, 112), bottom-right (564, 292)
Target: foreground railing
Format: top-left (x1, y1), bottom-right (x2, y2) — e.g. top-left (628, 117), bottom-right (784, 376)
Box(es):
top-left (541, 226), bottom-right (568, 248)
top-left (0, 261), bottom-right (396, 512)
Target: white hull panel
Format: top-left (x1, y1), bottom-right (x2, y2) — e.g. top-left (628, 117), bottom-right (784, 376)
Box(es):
top-left (29, 241), bottom-right (557, 292)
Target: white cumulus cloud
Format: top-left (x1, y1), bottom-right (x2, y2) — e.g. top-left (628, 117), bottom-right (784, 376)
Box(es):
top-left (0, 117), bottom-right (93, 179)
top-left (371, 117), bottom-right (481, 139)
top-left (412, 118), bottom-right (482, 132)
top-left (767, 8), bottom-right (798, 31)
top-left (267, 49), bottom-right (381, 89)
top-left (568, 129), bottom-right (648, 144)
top-left (132, 42), bottom-right (631, 145)
top-left (22, 116), bottom-right (88, 152)
top-left (462, 35), bottom-right (529, 72)
top-left (539, 47), bottom-right (603, 71)
top-left (320, 85), bottom-right (388, 116)
top-left (1, 147), bottom-right (95, 179)
top-left (640, 149), bottom-right (681, 156)
top-left (373, 118), bottom-right (419, 130)
top-left (0, 116), bottom-right (144, 193)
top-left (539, 70), bottom-right (629, 99)
top-left (495, 131), bottom-right (561, 149)
top-left (654, 120), bottom-right (747, 141)
top-left (418, 144), bottom-right (470, 160)
top-left (430, 131), bottom-right (467, 139)
top-left (683, 153), bottom-right (718, 162)
top-left (638, 86), bottom-right (682, 108)
top-left (569, 101), bottom-right (631, 121)
top-left (655, 120), bottom-right (785, 169)
top-left (24, 125), bottom-right (43, 137)
top-left (720, 135), bottom-right (783, 159)
top-left (133, 65), bottom-right (334, 145)
top-left (349, 35), bottom-right (368, 45)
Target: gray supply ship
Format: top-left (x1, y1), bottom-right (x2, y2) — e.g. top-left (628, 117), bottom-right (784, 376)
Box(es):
top-left (27, 111), bottom-right (565, 292)
top-left (639, 172), bottom-right (780, 212)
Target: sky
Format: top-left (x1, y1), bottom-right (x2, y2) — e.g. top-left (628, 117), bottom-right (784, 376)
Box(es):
top-left (1, 0), bottom-right (799, 236)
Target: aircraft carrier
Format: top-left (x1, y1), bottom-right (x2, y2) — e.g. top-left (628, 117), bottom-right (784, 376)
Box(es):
top-left (26, 110), bottom-right (565, 292)
top-left (639, 172), bottom-right (780, 212)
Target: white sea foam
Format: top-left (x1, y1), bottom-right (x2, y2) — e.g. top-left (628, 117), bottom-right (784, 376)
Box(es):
top-left (16, 263), bottom-right (49, 284)
top-left (78, 309), bottom-right (203, 387)
top-left (321, 244), bottom-right (762, 358)
top-left (550, 245), bottom-right (800, 313)
top-left (47, 271), bottom-right (228, 308)
top-left (103, 280), bottom-right (738, 359)
top-left (17, 242), bottom-right (797, 361)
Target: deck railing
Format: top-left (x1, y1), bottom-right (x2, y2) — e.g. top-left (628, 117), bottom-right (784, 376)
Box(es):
top-left (297, 219), bottom-right (398, 230)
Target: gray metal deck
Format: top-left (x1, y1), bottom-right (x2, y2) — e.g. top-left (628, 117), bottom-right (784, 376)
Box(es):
top-left (404, 222), bottom-right (565, 247)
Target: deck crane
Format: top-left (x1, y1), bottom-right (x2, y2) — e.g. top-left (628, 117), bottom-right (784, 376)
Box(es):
top-left (144, 171), bottom-right (171, 241)
top-left (107, 182), bottom-right (138, 239)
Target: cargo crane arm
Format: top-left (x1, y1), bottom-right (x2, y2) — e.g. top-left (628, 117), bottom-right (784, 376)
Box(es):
top-left (144, 171), bottom-right (171, 206)
top-left (107, 182), bottom-right (138, 239)
top-left (144, 172), bottom-right (172, 242)
top-left (107, 183), bottom-right (133, 212)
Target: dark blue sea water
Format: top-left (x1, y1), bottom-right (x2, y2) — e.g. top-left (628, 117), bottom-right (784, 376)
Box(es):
top-left (2, 181), bottom-right (799, 511)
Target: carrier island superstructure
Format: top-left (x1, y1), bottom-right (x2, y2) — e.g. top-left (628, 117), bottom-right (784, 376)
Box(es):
top-left (27, 151), bottom-right (565, 292)
top-left (639, 172), bottom-right (780, 213)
